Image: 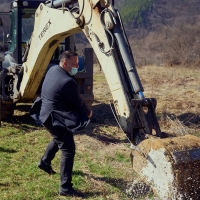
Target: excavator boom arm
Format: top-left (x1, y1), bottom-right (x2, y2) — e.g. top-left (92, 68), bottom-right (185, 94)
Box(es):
top-left (18, 0), bottom-right (156, 142)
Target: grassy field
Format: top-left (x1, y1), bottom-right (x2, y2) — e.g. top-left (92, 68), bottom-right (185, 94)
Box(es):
top-left (0, 65), bottom-right (200, 200)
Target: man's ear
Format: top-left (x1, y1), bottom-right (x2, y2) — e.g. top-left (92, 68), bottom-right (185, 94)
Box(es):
top-left (63, 61), bottom-right (67, 67)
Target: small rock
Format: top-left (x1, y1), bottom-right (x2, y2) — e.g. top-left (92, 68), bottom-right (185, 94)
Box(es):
top-left (125, 180), bottom-right (153, 199)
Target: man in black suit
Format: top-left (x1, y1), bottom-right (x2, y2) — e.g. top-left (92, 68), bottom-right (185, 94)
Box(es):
top-left (32, 50), bottom-right (92, 197)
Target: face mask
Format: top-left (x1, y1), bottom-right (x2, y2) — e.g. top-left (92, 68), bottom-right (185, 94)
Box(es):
top-left (66, 62), bottom-right (79, 76)
top-left (69, 67), bottom-right (78, 76)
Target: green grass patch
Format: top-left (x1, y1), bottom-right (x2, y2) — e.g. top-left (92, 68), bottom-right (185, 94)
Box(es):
top-left (0, 119), bottom-right (133, 200)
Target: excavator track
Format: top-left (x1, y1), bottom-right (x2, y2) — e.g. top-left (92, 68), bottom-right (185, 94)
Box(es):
top-left (0, 101), bottom-right (15, 120)
top-left (132, 134), bottom-right (200, 199)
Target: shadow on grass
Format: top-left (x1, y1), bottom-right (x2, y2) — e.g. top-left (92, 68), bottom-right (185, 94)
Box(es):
top-left (79, 126), bottom-right (128, 144)
top-left (0, 147), bottom-right (17, 153)
top-left (73, 170), bottom-right (128, 198)
top-left (178, 112), bottom-right (200, 127)
top-left (4, 103), bottom-right (117, 125)
top-left (91, 101), bottom-right (117, 125)
top-left (158, 111), bottom-right (200, 127)
top-left (2, 102), bottom-right (122, 137)
top-left (1, 104), bottom-right (44, 131)
top-left (2, 114), bottom-right (41, 129)
top-left (93, 176), bottom-right (128, 191)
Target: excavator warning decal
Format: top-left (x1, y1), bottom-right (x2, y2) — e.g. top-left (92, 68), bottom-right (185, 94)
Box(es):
top-left (38, 19), bottom-right (52, 40)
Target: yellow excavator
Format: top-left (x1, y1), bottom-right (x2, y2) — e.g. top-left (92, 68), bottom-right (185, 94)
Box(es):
top-left (0, 0), bottom-right (200, 199)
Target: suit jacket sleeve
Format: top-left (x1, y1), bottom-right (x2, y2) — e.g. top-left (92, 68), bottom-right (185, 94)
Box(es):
top-left (63, 79), bottom-right (90, 116)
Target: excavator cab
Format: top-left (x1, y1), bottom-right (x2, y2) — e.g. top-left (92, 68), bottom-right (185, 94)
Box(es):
top-left (4, 1), bottom-right (44, 64)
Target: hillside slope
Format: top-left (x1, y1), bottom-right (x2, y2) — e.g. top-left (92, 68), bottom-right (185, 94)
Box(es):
top-left (118, 0), bottom-right (200, 30)
top-left (118, 0), bottom-right (154, 27)
top-left (118, 0), bottom-right (200, 66)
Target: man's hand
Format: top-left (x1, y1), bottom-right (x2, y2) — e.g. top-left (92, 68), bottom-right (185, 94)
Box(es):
top-left (88, 110), bottom-right (92, 119)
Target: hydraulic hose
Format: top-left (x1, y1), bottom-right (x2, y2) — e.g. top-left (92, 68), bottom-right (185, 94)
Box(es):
top-left (112, 25), bottom-right (144, 94)
top-left (46, 0), bottom-right (78, 8)
top-left (46, 0), bottom-right (84, 20)
top-left (99, 8), bottom-right (115, 54)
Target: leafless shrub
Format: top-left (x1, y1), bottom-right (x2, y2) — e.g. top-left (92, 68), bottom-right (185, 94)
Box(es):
top-left (127, 0), bottom-right (200, 67)
top-left (165, 116), bottom-right (190, 136)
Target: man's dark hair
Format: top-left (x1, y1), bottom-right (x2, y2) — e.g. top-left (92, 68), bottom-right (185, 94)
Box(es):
top-left (60, 50), bottom-right (78, 61)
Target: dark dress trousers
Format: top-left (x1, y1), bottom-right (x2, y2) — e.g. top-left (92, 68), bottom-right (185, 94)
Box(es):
top-left (30, 65), bottom-right (90, 191)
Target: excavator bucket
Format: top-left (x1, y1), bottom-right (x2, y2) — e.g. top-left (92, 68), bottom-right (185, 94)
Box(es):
top-left (131, 134), bottom-right (200, 199)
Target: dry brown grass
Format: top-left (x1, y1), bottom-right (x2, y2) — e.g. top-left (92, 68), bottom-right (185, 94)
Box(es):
top-left (138, 65), bottom-right (200, 137)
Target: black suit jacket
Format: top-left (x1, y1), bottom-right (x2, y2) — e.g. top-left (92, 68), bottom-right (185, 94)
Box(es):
top-left (30, 65), bottom-right (90, 132)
